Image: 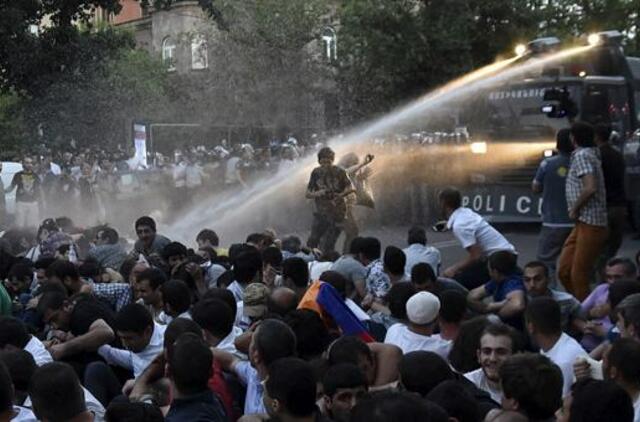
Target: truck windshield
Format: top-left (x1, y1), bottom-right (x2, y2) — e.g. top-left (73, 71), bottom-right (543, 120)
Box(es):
top-left (458, 84), bottom-right (582, 141)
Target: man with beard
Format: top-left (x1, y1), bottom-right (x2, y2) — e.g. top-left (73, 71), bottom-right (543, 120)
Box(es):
top-left (464, 323), bottom-right (518, 404)
top-left (306, 147), bottom-right (354, 253)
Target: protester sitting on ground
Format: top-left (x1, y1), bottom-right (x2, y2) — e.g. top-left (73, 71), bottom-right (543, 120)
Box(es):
top-left (130, 216), bottom-right (171, 260)
top-left (227, 249), bottom-right (262, 303)
top-left (256, 358), bottom-right (322, 422)
top-left (165, 333), bottom-right (227, 422)
top-left (104, 402), bottom-right (164, 422)
top-left (410, 262), bottom-right (468, 297)
top-left (603, 337), bottom-right (640, 420)
top-left (87, 227), bottom-right (127, 271)
top-left (212, 319), bottom-right (297, 415)
top-left (125, 317), bottom-right (234, 418)
top-left (135, 268), bottom-right (167, 324)
top-left (498, 353), bottom-right (563, 421)
top-left (383, 246), bottom-right (408, 285)
top-left (464, 322), bottom-right (518, 404)
top-left (426, 380), bottom-right (480, 422)
top-left (350, 390), bottom-right (448, 422)
top-left (438, 290), bottom-right (467, 341)
top-left (285, 309), bottom-right (331, 361)
top-left (369, 279), bottom-right (415, 330)
top-left (97, 303), bottom-right (165, 379)
top-left (162, 242), bottom-right (189, 274)
top-left (0, 349), bottom-right (36, 406)
top-left (261, 246), bottom-right (283, 288)
top-left (558, 379), bottom-right (634, 422)
top-left (358, 237), bottom-right (391, 307)
top-left (448, 316), bottom-right (492, 374)
top-left (327, 336), bottom-right (402, 388)
top-left (331, 237), bottom-right (367, 300)
top-left (526, 297), bottom-right (588, 397)
top-left (159, 279), bottom-right (192, 323)
top-left (384, 291), bottom-right (451, 358)
top-left (236, 282), bottom-right (269, 331)
top-left (581, 257), bottom-right (637, 350)
top-left (267, 286), bottom-right (298, 317)
top-left (439, 187), bottom-right (516, 289)
top-left (37, 291), bottom-right (115, 361)
top-left (0, 359), bottom-right (36, 421)
top-left (321, 363), bottom-right (368, 422)
top-left (29, 362), bottom-right (95, 422)
top-left (281, 257), bottom-right (310, 302)
top-left (467, 251), bottom-right (526, 329)
top-left (46, 259), bottom-right (132, 312)
top-left (399, 350), bottom-right (497, 417)
top-left (191, 298), bottom-right (241, 354)
top-left (0, 317), bottom-right (52, 366)
top-left (523, 261), bottom-right (586, 337)
top-left (403, 226), bottom-right (441, 279)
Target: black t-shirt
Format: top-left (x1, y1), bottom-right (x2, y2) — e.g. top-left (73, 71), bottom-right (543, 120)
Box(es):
top-left (69, 295), bottom-right (116, 337)
top-left (10, 171), bottom-right (41, 203)
top-left (599, 144), bottom-right (626, 206)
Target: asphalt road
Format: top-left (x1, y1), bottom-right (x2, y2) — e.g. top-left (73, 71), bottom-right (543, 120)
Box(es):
top-left (352, 223), bottom-right (640, 268)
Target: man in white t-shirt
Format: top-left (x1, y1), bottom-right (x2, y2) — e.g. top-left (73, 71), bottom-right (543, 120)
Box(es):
top-left (439, 188), bottom-right (516, 290)
top-left (403, 226), bottom-right (441, 278)
top-left (384, 291), bottom-right (451, 358)
top-left (464, 323), bottom-right (517, 404)
top-left (526, 297), bottom-right (587, 397)
top-left (0, 317), bottom-right (53, 367)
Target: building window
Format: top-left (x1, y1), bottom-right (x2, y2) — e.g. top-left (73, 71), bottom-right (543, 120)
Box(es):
top-left (321, 27), bottom-right (337, 62)
top-left (162, 37), bottom-right (176, 71)
top-left (191, 35), bottom-right (208, 70)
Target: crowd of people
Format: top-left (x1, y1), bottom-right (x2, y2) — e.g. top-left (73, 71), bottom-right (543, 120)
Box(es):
top-left (0, 135), bottom-right (312, 228)
top-left (0, 120), bottom-right (637, 421)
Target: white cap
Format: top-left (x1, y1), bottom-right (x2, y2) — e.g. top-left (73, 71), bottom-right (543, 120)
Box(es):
top-left (406, 292), bottom-right (441, 325)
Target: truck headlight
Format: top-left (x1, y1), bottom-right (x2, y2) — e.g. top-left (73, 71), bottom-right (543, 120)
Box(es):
top-left (470, 142), bottom-right (487, 154)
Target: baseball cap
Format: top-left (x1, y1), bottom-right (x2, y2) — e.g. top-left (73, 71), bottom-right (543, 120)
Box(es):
top-left (406, 291), bottom-right (441, 325)
top-left (243, 283), bottom-right (269, 318)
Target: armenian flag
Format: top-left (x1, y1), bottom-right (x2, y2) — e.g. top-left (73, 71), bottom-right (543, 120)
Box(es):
top-left (298, 280), bottom-right (374, 343)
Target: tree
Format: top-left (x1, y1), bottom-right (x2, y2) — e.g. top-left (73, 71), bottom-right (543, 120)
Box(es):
top-left (336, 0), bottom-right (476, 121)
top-left (157, 0), bottom-right (333, 137)
top-left (22, 30), bottom-right (168, 148)
top-left (0, 0), bottom-right (124, 95)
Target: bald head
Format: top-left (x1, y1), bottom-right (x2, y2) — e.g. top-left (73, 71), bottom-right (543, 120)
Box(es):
top-left (268, 287), bottom-right (298, 316)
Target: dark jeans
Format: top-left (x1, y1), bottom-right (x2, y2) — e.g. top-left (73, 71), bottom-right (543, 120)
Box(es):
top-left (537, 225), bottom-right (573, 290)
top-left (307, 213), bottom-right (342, 253)
top-left (454, 258), bottom-right (491, 290)
top-left (84, 361), bottom-right (124, 407)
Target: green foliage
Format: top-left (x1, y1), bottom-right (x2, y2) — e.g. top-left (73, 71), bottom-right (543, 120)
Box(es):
top-left (337, 0), bottom-right (640, 121)
top-left (0, 93), bottom-right (27, 153)
top-left (23, 30), bottom-right (168, 147)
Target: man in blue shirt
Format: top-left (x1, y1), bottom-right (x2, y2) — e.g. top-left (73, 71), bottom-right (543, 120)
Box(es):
top-left (532, 128), bottom-right (574, 289)
top-left (467, 251), bottom-right (526, 330)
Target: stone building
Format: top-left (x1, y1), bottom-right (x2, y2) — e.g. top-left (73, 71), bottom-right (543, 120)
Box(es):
top-left (100, 1), bottom-right (339, 142)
